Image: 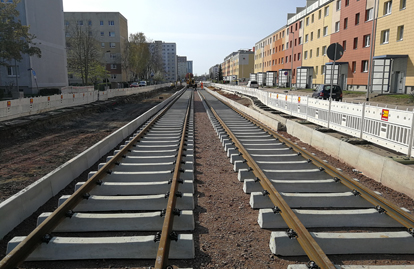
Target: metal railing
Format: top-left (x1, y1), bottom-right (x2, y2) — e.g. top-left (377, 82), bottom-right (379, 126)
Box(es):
top-left (212, 83), bottom-right (414, 158)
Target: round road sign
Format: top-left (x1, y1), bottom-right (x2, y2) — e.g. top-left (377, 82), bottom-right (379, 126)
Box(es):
top-left (327, 43), bottom-right (344, 61)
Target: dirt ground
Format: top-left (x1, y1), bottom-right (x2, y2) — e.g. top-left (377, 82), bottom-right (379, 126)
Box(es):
top-left (0, 90), bottom-right (175, 203)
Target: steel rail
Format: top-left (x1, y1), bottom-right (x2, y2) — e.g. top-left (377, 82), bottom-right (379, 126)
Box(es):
top-left (200, 91), bottom-right (335, 269)
top-left (217, 91), bottom-right (414, 231)
top-left (155, 91), bottom-right (193, 269)
top-left (0, 89), bottom-right (188, 269)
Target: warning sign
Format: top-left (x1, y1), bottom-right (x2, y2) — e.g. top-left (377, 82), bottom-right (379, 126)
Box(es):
top-left (381, 109), bottom-right (389, 121)
top-left (298, 97), bottom-right (301, 103)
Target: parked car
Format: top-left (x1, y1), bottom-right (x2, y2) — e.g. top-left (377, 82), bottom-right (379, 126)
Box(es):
top-left (130, 82), bottom-right (139, 87)
top-left (312, 84), bottom-right (343, 101)
top-left (139, 81), bottom-right (147, 87)
top-left (247, 80), bottom-right (259, 88)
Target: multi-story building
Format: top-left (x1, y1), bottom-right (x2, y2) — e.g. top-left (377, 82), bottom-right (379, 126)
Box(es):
top-left (64, 12), bottom-right (128, 85)
top-left (254, 0), bottom-right (414, 93)
top-left (177, 56), bottom-right (187, 81)
top-left (187, 61), bottom-right (193, 75)
top-left (373, 0), bottom-right (413, 93)
top-left (150, 41), bottom-right (177, 82)
top-left (209, 64), bottom-right (220, 80)
top-left (0, 0), bottom-right (67, 95)
top-left (222, 50), bottom-right (254, 82)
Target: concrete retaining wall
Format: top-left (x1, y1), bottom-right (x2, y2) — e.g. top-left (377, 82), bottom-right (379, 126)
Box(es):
top-left (0, 89), bottom-right (182, 239)
top-left (206, 88), bottom-right (414, 201)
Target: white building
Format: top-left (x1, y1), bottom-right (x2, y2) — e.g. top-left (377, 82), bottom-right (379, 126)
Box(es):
top-left (0, 0), bottom-right (68, 96)
top-left (150, 41), bottom-right (177, 82)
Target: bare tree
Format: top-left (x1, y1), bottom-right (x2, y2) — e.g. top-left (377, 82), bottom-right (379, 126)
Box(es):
top-left (65, 20), bottom-right (102, 85)
top-left (128, 32), bottom-right (150, 81)
top-left (147, 40), bottom-right (165, 82)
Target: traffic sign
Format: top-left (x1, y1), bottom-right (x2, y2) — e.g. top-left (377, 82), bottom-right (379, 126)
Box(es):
top-left (327, 43), bottom-right (344, 61)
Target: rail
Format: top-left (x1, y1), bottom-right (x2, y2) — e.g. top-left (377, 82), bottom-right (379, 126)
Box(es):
top-left (211, 83), bottom-right (414, 158)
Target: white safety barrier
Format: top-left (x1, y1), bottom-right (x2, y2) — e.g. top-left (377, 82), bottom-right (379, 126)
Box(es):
top-left (0, 84), bottom-right (170, 122)
top-left (211, 83), bottom-right (414, 158)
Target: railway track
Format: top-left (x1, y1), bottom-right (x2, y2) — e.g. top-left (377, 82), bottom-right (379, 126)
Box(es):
top-left (1, 84), bottom-right (414, 268)
top-left (1, 88), bottom-right (195, 269)
top-left (198, 88), bottom-right (414, 268)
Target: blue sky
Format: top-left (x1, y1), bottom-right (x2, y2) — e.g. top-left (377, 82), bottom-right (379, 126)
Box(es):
top-left (63, 0), bottom-right (306, 75)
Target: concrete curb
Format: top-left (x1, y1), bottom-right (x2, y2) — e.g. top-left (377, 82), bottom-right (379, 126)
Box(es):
top-left (0, 90), bottom-right (182, 239)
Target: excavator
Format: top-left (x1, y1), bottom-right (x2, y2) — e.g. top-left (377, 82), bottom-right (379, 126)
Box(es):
top-left (185, 73), bottom-right (197, 89)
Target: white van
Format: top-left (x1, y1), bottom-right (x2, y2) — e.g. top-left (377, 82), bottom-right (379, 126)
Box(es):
top-left (139, 81), bottom-right (147, 87)
top-left (247, 81), bottom-right (258, 88)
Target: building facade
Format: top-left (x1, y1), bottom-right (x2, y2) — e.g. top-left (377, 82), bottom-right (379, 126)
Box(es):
top-left (64, 12), bottom-right (128, 85)
top-left (209, 64), bottom-right (220, 80)
top-left (0, 0), bottom-right (68, 95)
top-left (187, 61), bottom-right (193, 75)
top-left (250, 0), bottom-right (413, 93)
top-left (150, 41), bottom-right (177, 82)
top-left (177, 56), bottom-right (187, 81)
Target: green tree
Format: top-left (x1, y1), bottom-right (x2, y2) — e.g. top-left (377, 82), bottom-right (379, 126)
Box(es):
top-left (0, 0), bottom-right (41, 66)
top-left (66, 20), bottom-right (102, 85)
top-left (128, 32), bottom-right (150, 81)
top-left (218, 65), bottom-right (223, 81)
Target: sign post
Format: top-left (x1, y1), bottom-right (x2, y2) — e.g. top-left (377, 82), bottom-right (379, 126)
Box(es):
top-left (326, 43), bottom-right (344, 128)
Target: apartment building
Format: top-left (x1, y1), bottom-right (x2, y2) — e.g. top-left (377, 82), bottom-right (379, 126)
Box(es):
top-left (250, 0), bottom-right (413, 93)
top-left (187, 61), bottom-right (193, 75)
top-left (209, 64), bottom-right (220, 80)
top-left (222, 50), bottom-right (254, 82)
top-left (149, 41), bottom-right (177, 82)
top-left (64, 12), bottom-right (128, 85)
top-left (0, 0), bottom-right (68, 95)
top-left (177, 56), bottom-right (187, 81)
top-left (373, 0), bottom-right (412, 93)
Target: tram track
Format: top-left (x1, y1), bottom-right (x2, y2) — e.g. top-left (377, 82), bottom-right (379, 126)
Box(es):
top-left (1, 88), bottom-right (195, 269)
top-left (199, 87), bottom-right (414, 268)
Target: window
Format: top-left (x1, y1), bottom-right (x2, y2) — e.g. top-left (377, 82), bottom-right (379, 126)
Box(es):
top-left (364, 34), bottom-right (370, 47)
top-left (311, 14), bottom-right (314, 23)
top-left (287, 28), bottom-right (289, 35)
top-left (286, 42), bottom-right (289, 50)
top-left (316, 66), bottom-right (319, 75)
top-left (295, 39), bottom-right (297, 46)
top-left (384, 1), bottom-right (392, 15)
top-left (336, 0), bottom-right (341, 11)
top-left (353, 37), bottom-right (358, 49)
top-left (109, 32), bottom-right (115, 37)
top-left (322, 65), bottom-right (326, 74)
top-left (400, 0), bottom-right (406, 9)
top-left (323, 26), bottom-right (328, 36)
top-left (101, 42), bottom-right (105, 48)
top-left (88, 20), bottom-right (92, 26)
top-left (345, 0), bottom-right (349, 6)
top-left (366, 8), bottom-right (373, 21)
top-left (319, 10), bottom-right (322, 19)
top-left (317, 47), bottom-right (320, 56)
top-left (65, 32), bottom-right (70, 37)
top-left (108, 20), bottom-right (115, 25)
top-left (344, 18), bottom-right (348, 29)
top-left (100, 20), bottom-right (104, 25)
top-left (322, 46), bottom-right (327, 55)
top-left (298, 53), bottom-right (301, 60)
top-left (7, 65), bottom-right (19, 76)
top-left (77, 20), bottom-right (83, 26)
top-left (352, 61), bottom-right (356, 73)
top-left (343, 40), bottom-right (347, 51)
top-left (299, 21), bottom-right (302, 29)
top-left (335, 21), bottom-right (340, 32)
top-left (110, 53), bottom-right (116, 59)
top-left (65, 21), bottom-right (69, 26)
top-left (361, 60), bottom-right (368, 72)
top-left (110, 64), bottom-right (117, 69)
top-left (310, 49), bottom-right (313, 58)
top-left (110, 42), bottom-right (116, 48)
top-left (397, 25), bottom-right (404, 41)
top-left (305, 34), bottom-right (309, 43)
top-left (355, 13), bottom-right (360, 25)
top-left (304, 51), bottom-right (308, 59)
top-left (325, 6), bottom-right (329, 16)
top-left (111, 74), bottom-right (117, 79)
top-left (306, 17), bottom-right (309, 26)
top-left (381, 29), bottom-right (390, 44)
top-left (311, 32), bottom-right (314, 41)
top-left (100, 32), bottom-right (104, 36)
top-left (317, 29), bottom-right (321, 38)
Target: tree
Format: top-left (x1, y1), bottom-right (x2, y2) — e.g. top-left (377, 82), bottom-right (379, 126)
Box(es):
top-left (128, 32), bottom-right (150, 81)
top-left (0, 0), bottom-right (41, 66)
top-left (218, 65), bottom-right (223, 81)
top-left (66, 20), bottom-right (102, 85)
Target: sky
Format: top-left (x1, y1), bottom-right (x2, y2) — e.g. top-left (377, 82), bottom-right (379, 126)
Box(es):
top-left (62, 0), bottom-right (307, 76)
